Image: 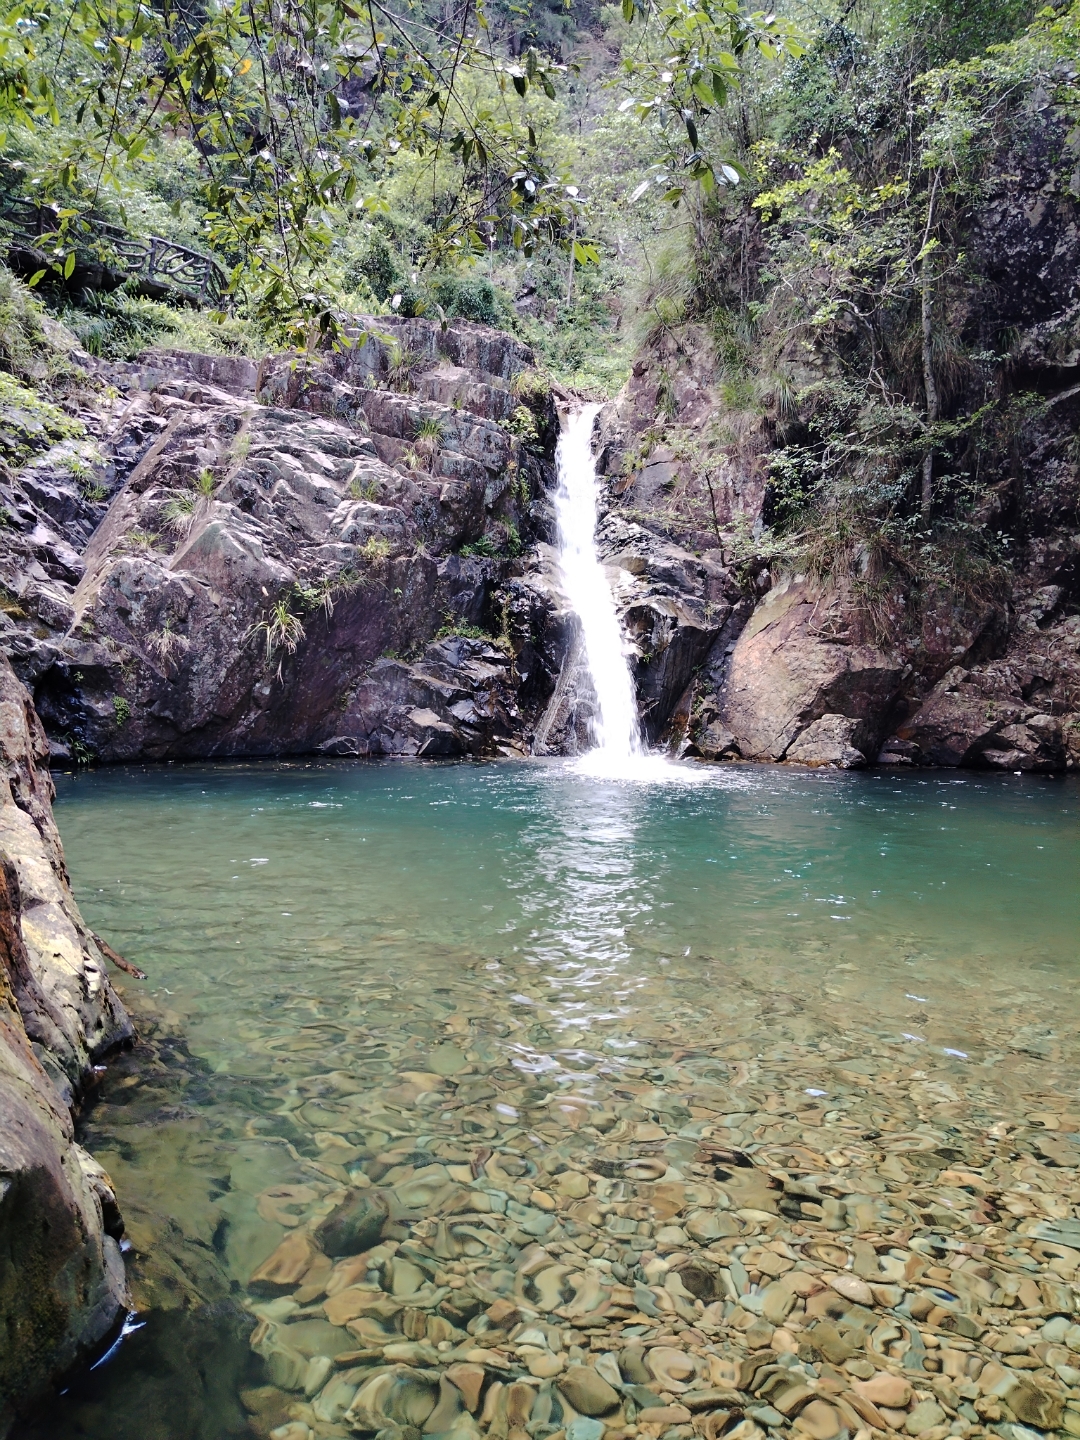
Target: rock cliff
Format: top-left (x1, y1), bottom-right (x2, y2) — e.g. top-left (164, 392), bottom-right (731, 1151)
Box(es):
top-left (0, 653), bottom-right (131, 1436)
top-left (589, 96), bottom-right (1080, 772)
top-left (0, 319), bottom-right (567, 763)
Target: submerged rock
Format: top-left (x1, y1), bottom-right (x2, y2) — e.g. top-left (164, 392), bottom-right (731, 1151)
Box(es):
top-left (315, 1188), bottom-right (389, 1257)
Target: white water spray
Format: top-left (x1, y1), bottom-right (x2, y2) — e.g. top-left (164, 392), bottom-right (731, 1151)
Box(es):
top-left (552, 406), bottom-right (645, 774)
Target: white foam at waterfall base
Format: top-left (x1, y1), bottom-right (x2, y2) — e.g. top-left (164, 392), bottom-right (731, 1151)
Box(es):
top-left (552, 406), bottom-right (709, 783)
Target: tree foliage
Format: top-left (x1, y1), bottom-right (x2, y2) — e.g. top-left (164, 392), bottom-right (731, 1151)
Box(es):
top-left (0, 0), bottom-right (578, 336)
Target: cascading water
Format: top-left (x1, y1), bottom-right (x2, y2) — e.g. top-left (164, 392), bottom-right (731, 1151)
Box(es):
top-left (552, 405), bottom-right (645, 774)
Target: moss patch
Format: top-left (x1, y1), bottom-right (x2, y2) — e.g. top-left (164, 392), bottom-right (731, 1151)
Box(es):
top-left (0, 373), bottom-right (85, 469)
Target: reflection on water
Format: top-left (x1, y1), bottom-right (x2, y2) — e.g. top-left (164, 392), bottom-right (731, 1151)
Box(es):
top-left (14, 760), bottom-right (1079, 1439)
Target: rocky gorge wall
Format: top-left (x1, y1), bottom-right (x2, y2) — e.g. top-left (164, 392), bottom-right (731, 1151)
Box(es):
top-left (0, 652), bottom-right (131, 1437)
top-left (1, 113), bottom-right (1080, 779)
top-left (586, 93), bottom-right (1080, 774)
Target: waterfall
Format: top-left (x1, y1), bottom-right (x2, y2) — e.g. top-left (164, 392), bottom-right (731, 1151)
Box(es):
top-left (552, 405), bottom-right (643, 769)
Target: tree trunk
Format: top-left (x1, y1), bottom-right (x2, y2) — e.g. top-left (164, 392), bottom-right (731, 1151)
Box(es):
top-left (921, 251), bottom-right (938, 519)
top-left (565, 215), bottom-right (577, 306)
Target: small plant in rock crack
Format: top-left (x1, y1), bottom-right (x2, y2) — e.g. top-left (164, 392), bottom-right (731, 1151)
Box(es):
top-left (162, 492), bottom-right (197, 532)
top-left (194, 467), bottom-right (217, 497)
top-left (291, 567), bottom-right (365, 620)
top-left (125, 529), bottom-right (158, 553)
top-left (112, 695), bottom-right (131, 727)
top-left (247, 599), bottom-right (306, 677)
top-left (359, 535), bottom-right (391, 562)
top-left (410, 416), bottom-right (444, 473)
top-left (384, 343), bottom-right (425, 393)
top-left (348, 474), bottom-right (380, 501)
top-left (435, 610), bottom-right (495, 641)
top-left (147, 617), bottom-right (190, 672)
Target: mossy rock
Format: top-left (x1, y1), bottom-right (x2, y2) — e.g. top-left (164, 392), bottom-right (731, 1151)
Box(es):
top-left (0, 372), bottom-right (85, 468)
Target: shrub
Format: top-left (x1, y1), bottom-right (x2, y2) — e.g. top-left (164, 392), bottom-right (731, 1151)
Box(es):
top-left (427, 273), bottom-right (509, 327)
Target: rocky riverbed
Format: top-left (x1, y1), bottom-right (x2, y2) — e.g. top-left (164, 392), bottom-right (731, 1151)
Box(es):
top-left (229, 996), bottom-right (1080, 1440)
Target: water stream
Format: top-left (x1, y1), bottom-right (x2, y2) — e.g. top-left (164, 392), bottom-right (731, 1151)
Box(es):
top-left (13, 761), bottom-right (1079, 1439)
top-left (552, 407), bottom-right (644, 775)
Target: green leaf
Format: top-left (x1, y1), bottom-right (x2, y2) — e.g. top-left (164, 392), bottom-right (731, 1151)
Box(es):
top-left (27, 269), bottom-right (46, 288)
top-left (63, 251), bottom-right (76, 279)
top-left (622, 0), bottom-right (635, 21)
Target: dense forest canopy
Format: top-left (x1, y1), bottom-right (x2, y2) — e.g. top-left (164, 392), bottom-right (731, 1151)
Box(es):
top-left (0, 0), bottom-right (1076, 623)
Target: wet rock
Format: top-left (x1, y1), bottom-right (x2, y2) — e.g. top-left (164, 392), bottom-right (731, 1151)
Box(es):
top-left (901, 663), bottom-right (1071, 770)
top-left (446, 1364), bottom-right (486, 1412)
top-left (905, 1399), bottom-right (947, 1434)
top-left (250, 1230), bottom-right (323, 1293)
top-left (853, 1373), bottom-right (912, 1409)
top-left (794, 1400), bottom-right (842, 1439)
top-left (0, 654), bottom-right (131, 1431)
top-left (785, 714), bottom-right (867, 769)
top-left (557, 1365), bottom-right (621, 1416)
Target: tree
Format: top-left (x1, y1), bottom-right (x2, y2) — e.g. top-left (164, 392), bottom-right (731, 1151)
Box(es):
top-left (0, 0), bottom-right (576, 338)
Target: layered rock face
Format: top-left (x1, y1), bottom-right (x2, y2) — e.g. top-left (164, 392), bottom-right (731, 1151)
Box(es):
top-left (0, 196), bottom-right (1077, 771)
top-left (0, 320), bottom-right (558, 762)
top-left (0, 653), bottom-right (131, 1436)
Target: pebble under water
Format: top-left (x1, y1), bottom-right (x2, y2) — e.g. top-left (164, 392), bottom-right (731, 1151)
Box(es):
top-left (15, 759), bottom-right (1080, 1440)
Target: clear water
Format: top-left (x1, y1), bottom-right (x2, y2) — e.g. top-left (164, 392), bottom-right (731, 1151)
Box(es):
top-left (15, 759), bottom-right (1080, 1438)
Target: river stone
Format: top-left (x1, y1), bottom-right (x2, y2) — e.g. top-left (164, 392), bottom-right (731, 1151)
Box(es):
top-left (528, 1352), bottom-right (564, 1378)
top-left (250, 1230), bottom-right (322, 1293)
top-left (557, 1365), bottom-right (621, 1415)
top-left (854, 1374), bottom-right (912, 1409)
top-left (445, 1364), bottom-right (486, 1413)
top-left (429, 1044), bottom-right (468, 1076)
top-left (827, 1274), bottom-right (874, 1306)
top-left (1005, 1377), bottom-right (1064, 1429)
top-left (303, 1354), bottom-right (333, 1398)
top-left (424, 1375), bottom-right (466, 1433)
top-left (645, 1346), bottom-right (697, 1389)
top-left (314, 1375), bottom-right (360, 1424)
top-left (281, 1318), bottom-right (359, 1359)
top-left (676, 1255), bottom-right (727, 1301)
top-left (905, 1399), bottom-right (946, 1434)
top-left (567, 1420), bottom-right (605, 1440)
top-left (315, 1188), bottom-right (389, 1256)
top-left (795, 1400), bottom-right (842, 1439)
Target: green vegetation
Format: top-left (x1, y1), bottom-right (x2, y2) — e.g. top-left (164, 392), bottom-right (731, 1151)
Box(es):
top-left (248, 599), bottom-right (307, 670)
top-left (358, 536), bottom-right (392, 562)
top-left (602, 0), bottom-right (1080, 632)
top-left (0, 371), bottom-right (85, 467)
top-left (111, 696), bottom-right (131, 727)
top-left (435, 612), bottom-right (498, 641)
top-left (0, 0), bottom-right (1068, 640)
